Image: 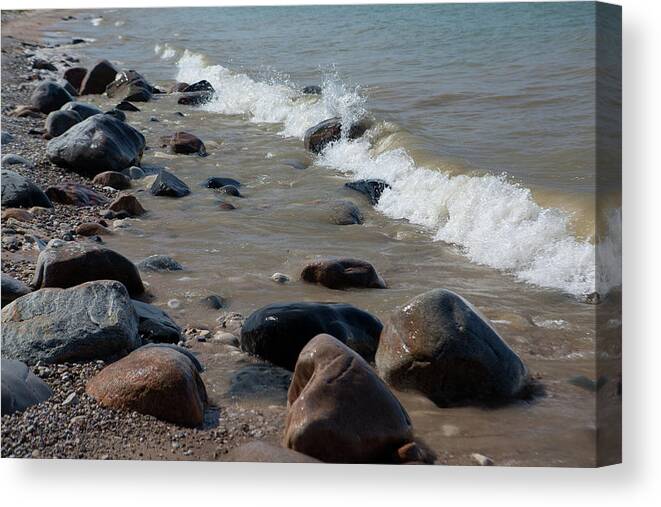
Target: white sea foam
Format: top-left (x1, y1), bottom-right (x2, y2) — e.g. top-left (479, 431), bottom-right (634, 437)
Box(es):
top-left (173, 49), bottom-right (621, 297)
top-left (91, 17), bottom-right (103, 27)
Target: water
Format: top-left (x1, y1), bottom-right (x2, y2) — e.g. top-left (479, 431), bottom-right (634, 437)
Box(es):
top-left (39, 3), bottom-right (621, 466)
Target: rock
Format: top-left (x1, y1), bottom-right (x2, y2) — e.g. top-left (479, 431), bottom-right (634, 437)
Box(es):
top-left (62, 66), bottom-right (87, 92)
top-left (1, 170), bottom-right (53, 209)
top-left (92, 171), bottom-right (131, 190)
top-left (217, 184), bottom-right (241, 197)
top-left (45, 183), bottom-right (109, 206)
top-left (107, 194), bottom-right (146, 216)
top-left (60, 101), bottom-right (102, 119)
top-left (75, 222), bottom-right (113, 236)
top-left (105, 70), bottom-right (154, 102)
top-left (9, 105), bottom-right (44, 118)
top-left (104, 108), bottom-right (126, 121)
top-left (213, 331), bottom-right (239, 346)
top-left (86, 345), bottom-right (207, 427)
top-left (1, 208), bottom-right (33, 222)
top-left (302, 85), bottom-right (322, 95)
top-left (1, 280), bottom-right (140, 365)
top-left (62, 392), bottom-right (79, 406)
top-left (161, 132), bottom-right (207, 156)
top-left (1, 273), bottom-right (31, 306)
top-left (57, 79), bottom-right (79, 98)
top-left (116, 100), bottom-right (140, 112)
top-left (31, 242), bottom-right (145, 297)
top-left (301, 258), bottom-right (386, 290)
top-left (218, 201), bottom-right (236, 210)
top-left (45, 109), bottom-right (81, 137)
top-left (303, 117), bottom-right (368, 154)
top-left (375, 288), bottom-right (529, 406)
top-left (202, 176), bottom-right (241, 189)
top-left (32, 58), bottom-right (57, 71)
top-left (345, 179), bottom-right (391, 205)
top-left (150, 169), bottom-right (190, 198)
top-left (240, 302), bottom-right (383, 370)
top-left (471, 453), bottom-right (494, 466)
top-left (199, 294), bottom-right (225, 310)
top-left (229, 363), bottom-right (292, 401)
top-left (46, 114), bottom-right (145, 176)
top-left (183, 80), bottom-right (215, 93)
top-left (132, 300), bottom-right (182, 344)
top-left (71, 38), bottom-right (85, 44)
top-left (1, 359), bottom-right (52, 416)
top-left (283, 334), bottom-right (422, 464)
top-left (1, 131), bottom-right (13, 144)
top-left (79, 59), bottom-right (118, 95)
top-left (30, 81), bottom-right (74, 113)
top-left (177, 91), bottom-right (213, 106)
top-left (225, 442), bottom-right (320, 463)
top-left (137, 254), bottom-right (183, 272)
top-left (270, 272), bottom-right (290, 284)
top-left (169, 82), bottom-right (189, 93)
top-left (325, 199), bottom-right (364, 225)
top-left (1, 154), bottom-right (32, 168)
top-left (122, 166), bottom-right (145, 180)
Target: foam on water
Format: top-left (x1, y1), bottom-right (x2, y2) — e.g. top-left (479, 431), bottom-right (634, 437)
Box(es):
top-left (172, 49), bottom-right (620, 297)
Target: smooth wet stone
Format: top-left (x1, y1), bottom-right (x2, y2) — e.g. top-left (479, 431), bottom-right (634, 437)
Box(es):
top-left (1, 280), bottom-right (140, 365)
top-left (301, 258), bottom-right (386, 290)
top-left (75, 222), bottom-right (113, 237)
top-left (104, 108), bottom-right (126, 122)
top-left (183, 80), bottom-right (215, 93)
top-left (105, 70), bottom-right (154, 102)
top-left (132, 300), bottom-right (182, 344)
top-left (86, 345), bottom-right (207, 427)
top-left (199, 294), bottom-right (225, 310)
top-left (79, 59), bottom-right (118, 95)
top-left (240, 301), bottom-right (383, 370)
top-left (375, 288), bottom-right (529, 406)
top-left (217, 184), bottom-right (241, 197)
top-left (1, 359), bottom-right (53, 416)
top-left (161, 131), bottom-right (207, 156)
top-left (225, 441), bottom-right (320, 463)
top-left (137, 254), bottom-right (183, 272)
top-left (1, 273), bottom-right (31, 306)
top-left (32, 242), bottom-right (145, 297)
top-left (122, 166), bottom-right (145, 180)
top-left (46, 114), bottom-right (145, 176)
top-left (30, 81), bottom-right (73, 113)
top-left (45, 109), bottom-right (81, 137)
top-left (1, 170), bottom-right (52, 209)
top-left (324, 199), bottom-right (364, 225)
top-left (177, 91), bottom-right (213, 106)
top-left (302, 85), bottom-right (322, 95)
top-left (201, 176), bottom-right (241, 189)
top-left (150, 169), bottom-right (191, 197)
top-left (92, 171), bottom-right (131, 190)
top-left (45, 183), bottom-right (109, 206)
top-left (60, 101), bottom-right (102, 120)
top-left (345, 179), bottom-right (391, 205)
top-left (284, 334), bottom-right (429, 464)
top-left (304, 117), bottom-right (368, 154)
top-left (108, 194), bottom-right (146, 216)
top-left (62, 66), bottom-right (87, 92)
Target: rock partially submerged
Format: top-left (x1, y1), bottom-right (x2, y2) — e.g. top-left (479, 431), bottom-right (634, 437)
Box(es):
top-left (132, 300), bottom-right (182, 344)
top-left (161, 132), bottom-right (207, 156)
top-left (46, 114), bottom-right (145, 176)
top-left (302, 85), bottom-right (322, 95)
top-left (301, 258), bottom-right (386, 290)
top-left (1, 169), bottom-right (52, 209)
top-left (30, 81), bottom-right (73, 113)
top-left (1, 272), bottom-right (31, 306)
top-left (137, 254), bottom-right (183, 272)
top-left (150, 169), bottom-right (191, 197)
top-left (375, 288), bottom-right (529, 406)
top-left (86, 345), bottom-right (207, 427)
top-left (345, 179), bottom-right (391, 205)
top-left (31, 242), bottom-right (145, 297)
top-left (1, 359), bottom-right (53, 416)
top-left (108, 194), bottom-right (146, 216)
top-left (105, 70), bottom-right (154, 102)
top-left (80, 59), bottom-right (118, 95)
top-left (202, 176), bottom-right (241, 189)
top-left (1, 280), bottom-right (140, 365)
top-left (240, 302), bottom-right (383, 370)
top-left (304, 117), bottom-right (368, 154)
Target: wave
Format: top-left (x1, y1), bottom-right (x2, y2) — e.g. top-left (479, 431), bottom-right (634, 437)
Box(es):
top-left (172, 48), bottom-right (620, 297)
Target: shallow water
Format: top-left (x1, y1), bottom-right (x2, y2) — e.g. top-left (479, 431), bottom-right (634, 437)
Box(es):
top-left (37, 3), bottom-right (621, 466)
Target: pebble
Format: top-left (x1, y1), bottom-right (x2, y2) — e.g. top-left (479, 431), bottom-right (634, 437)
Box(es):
top-left (471, 453), bottom-right (494, 466)
top-left (167, 299), bottom-right (181, 309)
top-left (271, 272), bottom-right (290, 284)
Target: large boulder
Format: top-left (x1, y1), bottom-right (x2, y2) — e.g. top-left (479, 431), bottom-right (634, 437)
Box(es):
top-left (283, 334), bottom-right (429, 464)
top-left (80, 59), bottom-right (118, 95)
top-left (45, 109), bottom-right (81, 137)
top-left (303, 117), bottom-right (367, 154)
top-left (1, 280), bottom-right (140, 365)
top-left (161, 132), bottom-right (206, 156)
top-left (92, 171), bottom-right (131, 190)
top-left (1, 359), bottom-right (53, 416)
top-left (1, 170), bottom-right (52, 209)
top-left (345, 179), bottom-right (391, 205)
top-left (150, 169), bottom-right (190, 197)
top-left (301, 258), bottom-right (386, 290)
top-left (30, 81), bottom-right (74, 113)
top-left (1, 273), bottom-right (31, 306)
top-left (132, 300), bottom-right (181, 344)
top-left (240, 302), bottom-right (383, 370)
top-left (62, 66), bottom-right (87, 93)
top-left (46, 114), bottom-right (145, 176)
top-left (375, 289), bottom-right (529, 406)
top-left (60, 101), bottom-right (102, 120)
top-left (45, 183), bottom-right (109, 206)
top-left (86, 345), bottom-right (207, 427)
top-left (105, 70), bottom-right (154, 102)
top-left (225, 442), bottom-right (320, 463)
top-left (31, 242), bottom-right (145, 297)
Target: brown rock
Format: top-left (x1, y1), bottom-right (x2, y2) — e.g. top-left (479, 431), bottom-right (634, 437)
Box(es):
top-left (169, 82), bottom-right (189, 93)
top-left (92, 171), bottom-right (131, 190)
top-left (63, 66), bottom-right (87, 92)
top-left (225, 442), bottom-right (320, 463)
top-left (161, 132), bottom-right (207, 156)
top-left (9, 105), bottom-right (44, 118)
top-left (86, 345), bottom-right (207, 427)
top-left (80, 59), bottom-right (118, 95)
top-left (283, 334), bottom-right (418, 464)
top-left (218, 201), bottom-right (236, 211)
top-left (108, 194), bottom-right (146, 216)
top-left (75, 222), bottom-right (113, 236)
top-left (45, 183), bottom-right (109, 206)
top-left (301, 258), bottom-right (386, 290)
top-left (304, 117), bottom-right (368, 154)
top-left (1, 208), bottom-right (33, 222)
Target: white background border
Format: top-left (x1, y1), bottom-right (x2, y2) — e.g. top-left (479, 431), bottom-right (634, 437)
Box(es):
top-left (1, 0), bottom-right (659, 505)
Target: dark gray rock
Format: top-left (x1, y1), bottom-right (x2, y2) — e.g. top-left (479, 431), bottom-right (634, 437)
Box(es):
top-left (302, 85), bottom-right (322, 95)
top-left (1, 359), bottom-right (52, 416)
top-left (137, 254), bottom-right (183, 272)
top-left (46, 114), bottom-right (145, 176)
top-left (1, 280), bottom-right (140, 365)
top-left (149, 169), bottom-right (190, 198)
top-left (177, 91), bottom-right (213, 106)
top-left (45, 109), bottom-right (81, 137)
top-left (301, 258), bottom-right (386, 290)
top-left (375, 288), bottom-right (529, 406)
top-left (1, 154), bottom-right (32, 168)
top-left (62, 66), bottom-right (87, 93)
top-left (304, 117), bottom-right (368, 154)
top-left (80, 59), bottom-right (118, 95)
top-left (1, 169), bottom-right (52, 209)
top-left (182, 80), bottom-right (214, 93)
top-left (1, 272), bottom-right (31, 307)
top-left (201, 176), bottom-right (240, 189)
top-left (104, 108), bottom-right (126, 122)
top-left (240, 302), bottom-right (383, 370)
top-left (132, 300), bottom-right (181, 344)
top-left (30, 81), bottom-right (74, 113)
top-left (60, 101), bottom-right (102, 120)
top-left (1, 131), bottom-right (13, 145)
top-left (345, 179), bottom-right (391, 205)
top-left (217, 184), bottom-right (241, 197)
top-left (116, 101), bottom-right (140, 112)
